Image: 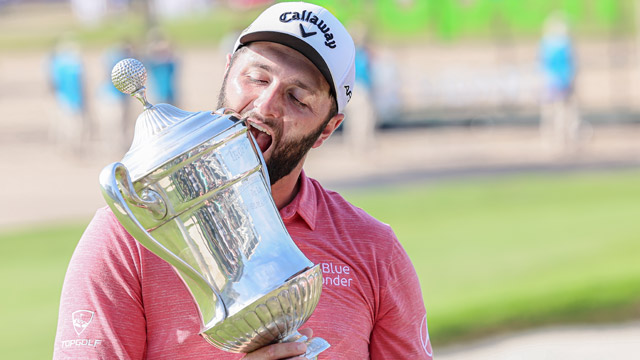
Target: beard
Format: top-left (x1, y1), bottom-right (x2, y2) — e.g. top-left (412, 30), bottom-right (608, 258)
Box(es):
top-left (217, 78), bottom-right (329, 185)
top-left (261, 120), bottom-right (326, 185)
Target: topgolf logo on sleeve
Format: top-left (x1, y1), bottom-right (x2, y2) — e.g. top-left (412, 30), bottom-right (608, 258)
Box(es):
top-left (72, 310), bottom-right (94, 335)
top-left (60, 310), bottom-right (103, 349)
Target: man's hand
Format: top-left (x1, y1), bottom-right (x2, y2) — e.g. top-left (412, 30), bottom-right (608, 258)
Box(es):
top-left (243, 328), bottom-right (313, 360)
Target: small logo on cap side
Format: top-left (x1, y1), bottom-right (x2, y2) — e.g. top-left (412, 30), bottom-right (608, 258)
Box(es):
top-left (344, 85), bottom-right (352, 102)
top-left (299, 24), bottom-right (317, 38)
top-left (280, 10), bottom-right (337, 49)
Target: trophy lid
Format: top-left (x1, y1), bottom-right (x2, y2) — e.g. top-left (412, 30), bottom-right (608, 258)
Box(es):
top-left (112, 58), bottom-right (241, 181)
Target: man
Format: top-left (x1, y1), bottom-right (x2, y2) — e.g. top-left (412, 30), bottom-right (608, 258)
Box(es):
top-left (539, 11), bottom-right (584, 153)
top-left (54, 2), bottom-right (432, 359)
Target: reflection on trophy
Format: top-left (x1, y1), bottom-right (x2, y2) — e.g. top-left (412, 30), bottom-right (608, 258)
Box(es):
top-left (100, 58), bottom-right (329, 357)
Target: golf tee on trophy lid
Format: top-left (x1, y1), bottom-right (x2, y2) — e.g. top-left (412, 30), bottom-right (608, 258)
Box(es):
top-left (99, 58), bottom-right (330, 357)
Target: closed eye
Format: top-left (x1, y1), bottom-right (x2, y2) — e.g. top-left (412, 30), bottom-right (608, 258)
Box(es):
top-left (289, 93), bottom-right (307, 108)
top-left (248, 76), bottom-right (268, 84)
top-left (246, 69), bottom-right (270, 84)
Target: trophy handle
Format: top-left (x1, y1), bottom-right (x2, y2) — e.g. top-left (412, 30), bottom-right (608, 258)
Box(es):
top-left (99, 162), bottom-right (228, 326)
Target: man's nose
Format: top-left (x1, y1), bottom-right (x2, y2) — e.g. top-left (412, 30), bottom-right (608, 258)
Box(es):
top-left (253, 84), bottom-right (283, 119)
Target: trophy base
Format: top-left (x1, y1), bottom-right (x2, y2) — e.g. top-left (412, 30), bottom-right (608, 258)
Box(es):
top-left (282, 331), bottom-right (330, 360)
top-left (199, 265), bottom-right (326, 354)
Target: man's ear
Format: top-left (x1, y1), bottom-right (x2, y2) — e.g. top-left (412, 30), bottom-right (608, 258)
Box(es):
top-left (313, 113), bottom-right (345, 148)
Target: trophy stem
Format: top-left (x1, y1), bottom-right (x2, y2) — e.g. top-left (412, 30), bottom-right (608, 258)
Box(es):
top-left (131, 87), bottom-right (153, 109)
top-left (281, 331), bottom-right (330, 360)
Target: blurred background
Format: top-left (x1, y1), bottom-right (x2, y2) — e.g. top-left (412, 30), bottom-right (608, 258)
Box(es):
top-left (1, 0), bottom-right (640, 359)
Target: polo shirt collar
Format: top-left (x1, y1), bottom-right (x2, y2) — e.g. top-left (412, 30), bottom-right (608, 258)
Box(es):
top-left (279, 170), bottom-right (317, 230)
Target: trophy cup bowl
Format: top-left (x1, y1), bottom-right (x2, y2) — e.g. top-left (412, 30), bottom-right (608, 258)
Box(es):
top-left (99, 59), bottom-right (329, 357)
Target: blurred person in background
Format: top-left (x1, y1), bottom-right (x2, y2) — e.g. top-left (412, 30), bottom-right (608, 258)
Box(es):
top-left (54, 2), bottom-right (431, 359)
top-left (47, 37), bottom-right (89, 154)
top-left (539, 11), bottom-right (586, 153)
top-left (370, 49), bottom-right (400, 127)
top-left (344, 24), bottom-right (377, 155)
top-left (96, 39), bottom-right (136, 153)
top-left (145, 28), bottom-right (178, 105)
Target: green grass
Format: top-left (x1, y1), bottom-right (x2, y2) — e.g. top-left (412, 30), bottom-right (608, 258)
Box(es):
top-left (1, 170), bottom-right (639, 357)
top-left (343, 170), bottom-right (640, 347)
top-left (0, 221), bottom-right (88, 358)
top-left (0, 0), bottom-right (633, 52)
top-left (0, 4), bottom-right (263, 51)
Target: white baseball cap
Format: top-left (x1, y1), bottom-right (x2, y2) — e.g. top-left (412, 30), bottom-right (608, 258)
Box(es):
top-left (233, 1), bottom-right (355, 114)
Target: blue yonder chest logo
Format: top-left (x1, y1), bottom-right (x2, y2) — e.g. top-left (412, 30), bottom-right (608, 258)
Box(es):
top-left (279, 11), bottom-right (337, 48)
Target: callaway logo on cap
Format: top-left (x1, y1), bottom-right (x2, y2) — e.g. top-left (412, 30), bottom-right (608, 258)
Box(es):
top-left (233, 1), bottom-right (356, 114)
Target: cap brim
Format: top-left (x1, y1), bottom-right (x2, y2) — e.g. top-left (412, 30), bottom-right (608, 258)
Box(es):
top-left (239, 31), bottom-right (336, 100)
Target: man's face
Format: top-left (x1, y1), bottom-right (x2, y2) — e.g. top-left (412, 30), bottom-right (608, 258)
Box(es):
top-left (217, 42), bottom-right (336, 185)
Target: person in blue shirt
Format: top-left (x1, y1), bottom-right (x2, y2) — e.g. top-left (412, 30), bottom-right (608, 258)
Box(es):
top-left (48, 38), bottom-right (88, 151)
top-left (539, 12), bottom-right (587, 153)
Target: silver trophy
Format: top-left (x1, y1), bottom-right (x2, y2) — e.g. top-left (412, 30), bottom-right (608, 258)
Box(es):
top-left (100, 58), bottom-right (329, 357)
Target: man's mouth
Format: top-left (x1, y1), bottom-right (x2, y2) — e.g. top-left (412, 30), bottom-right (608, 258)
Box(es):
top-left (248, 122), bottom-right (273, 154)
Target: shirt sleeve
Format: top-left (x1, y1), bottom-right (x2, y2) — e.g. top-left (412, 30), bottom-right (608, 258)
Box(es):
top-left (53, 208), bottom-right (147, 359)
top-left (369, 237), bottom-right (433, 359)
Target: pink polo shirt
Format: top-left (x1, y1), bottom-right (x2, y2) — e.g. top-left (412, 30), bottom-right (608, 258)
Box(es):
top-left (54, 172), bottom-right (432, 359)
